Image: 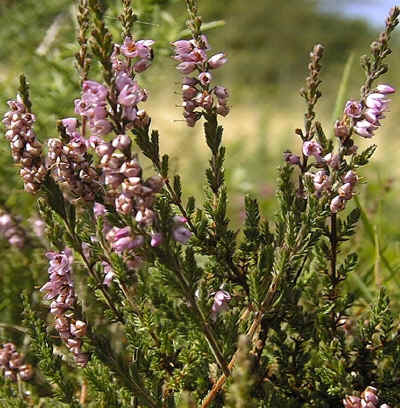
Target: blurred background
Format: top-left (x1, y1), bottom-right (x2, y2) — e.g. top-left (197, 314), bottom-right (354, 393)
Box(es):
top-left (1, 0), bottom-right (400, 308)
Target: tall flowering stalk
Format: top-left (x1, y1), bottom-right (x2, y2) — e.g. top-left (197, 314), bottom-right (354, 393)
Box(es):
top-left (2, 78), bottom-right (46, 194)
top-left (40, 249), bottom-right (89, 367)
top-left (172, 0), bottom-right (229, 127)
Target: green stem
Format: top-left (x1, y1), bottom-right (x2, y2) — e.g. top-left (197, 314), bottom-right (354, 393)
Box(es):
top-left (171, 255), bottom-right (230, 376)
top-left (63, 218), bottom-right (125, 323)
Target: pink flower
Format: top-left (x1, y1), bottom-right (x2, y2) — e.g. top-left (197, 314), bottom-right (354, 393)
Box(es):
top-left (46, 249), bottom-right (73, 277)
top-left (108, 227), bottom-right (144, 252)
top-left (182, 85), bottom-right (198, 100)
top-left (183, 77), bottom-right (198, 86)
top-left (82, 80), bottom-right (108, 103)
top-left (118, 83), bottom-right (145, 106)
top-left (343, 170), bottom-right (358, 185)
top-left (365, 95), bottom-right (386, 110)
top-left (196, 34), bottom-right (211, 51)
top-left (171, 40), bottom-right (194, 55)
top-left (74, 353), bottom-right (89, 367)
top-left (0, 214), bottom-right (13, 229)
top-left (364, 109), bottom-right (379, 124)
top-left (330, 196), bottom-right (345, 213)
top-left (312, 170), bottom-right (331, 195)
top-left (61, 118), bottom-right (78, 135)
top-left (90, 119), bottom-right (112, 136)
top-left (134, 59), bottom-right (152, 73)
top-left (32, 218), bottom-right (45, 237)
top-left (344, 100), bottom-right (362, 118)
top-left (216, 103), bottom-right (230, 117)
top-left (208, 53), bottom-right (227, 69)
top-left (376, 84), bottom-right (395, 94)
top-left (136, 39), bottom-right (154, 57)
top-left (92, 105), bottom-right (108, 120)
top-left (342, 395), bottom-right (361, 408)
top-left (115, 72), bottom-right (134, 92)
top-left (173, 226), bottom-right (192, 243)
top-left (284, 152), bottom-right (300, 165)
top-left (112, 134), bottom-right (131, 151)
top-left (70, 320), bottom-right (87, 337)
top-left (115, 193), bottom-right (133, 215)
top-left (185, 48), bottom-right (208, 64)
top-left (124, 106), bottom-right (138, 121)
top-left (74, 99), bottom-right (93, 117)
top-left (323, 153), bottom-right (339, 169)
top-left (173, 215), bottom-right (188, 224)
top-left (150, 233), bottom-right (163, 247)
top-left (121, 37), bottom-right (154, 59)
top-left (354, 126), bottom-right (374, 138)
top-left (94, 202), bottom-right (106, 218)
top-left (302, 140), bottom-right (322, 159)
top-left (198, 72), bottom-right (212, 86)
top-left (102, 262), bottom-right (115, 287)
top-left (214, 86), bottom-right (229, 100)
top-left (177, 62), bottom-right (196, 74)
top-left (211, 290), bottom-right (231, 321)
top-left (338, 183), bottom-right (353, 200)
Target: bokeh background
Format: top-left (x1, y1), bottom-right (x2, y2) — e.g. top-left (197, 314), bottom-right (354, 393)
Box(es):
top-left (1, 0), bottom-right (400, 309)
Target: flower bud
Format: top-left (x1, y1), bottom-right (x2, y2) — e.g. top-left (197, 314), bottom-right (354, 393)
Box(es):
top-left (330, 196), bottom-right (345, 213)
top-left (376, 84), bottom-right (395, 94)
top-left (208, 53), bottom-right (227, 69)
top-left (173, 226), bottom-right (192, 243)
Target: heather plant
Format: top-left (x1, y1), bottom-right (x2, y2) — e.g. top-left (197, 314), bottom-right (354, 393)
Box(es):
top-left (1, 1), bottom-right (400, 407)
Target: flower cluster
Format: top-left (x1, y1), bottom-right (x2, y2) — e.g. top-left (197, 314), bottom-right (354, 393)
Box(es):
top-left (297, 83), bottom-right (395, 214)
top-left (302, 141), bottom-right (359, 214)
top-left (172, 35), bottom-right (229, 126)
top-left (92, 205), bottom-right (142, 284)
top-left (0, 210), bottom-right (25, 248)
top-left (330, 170), bottom-right (358, 213)
top-left (343, 84), bottom-right (395, 139)
top-left (40, 249), bottom-right (89, 367)
top-left (95, 135), bottom-right (163, 217)
top-left (74, 81), bottom-right (112, 138)
top-left (117, 37), bottom-right (154, 74)
top-left (54, 37), bottom-right (155, 205)
top-left (0, 342), bottom-right (33, 382)
top-left (2, 96), bottom-right (46, 193)
top-left (343, 386), bottom-right (390, 408)
top-left (47, 122), bottom-right (100, 202)
top-left (106, 226), bottom-right (144, 253)
top-left (110, 36), bottom-right (154, 130)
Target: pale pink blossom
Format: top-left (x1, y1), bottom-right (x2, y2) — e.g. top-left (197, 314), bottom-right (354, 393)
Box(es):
top-left (208, 53), bottom-right (227, 69)
top-left (344, 100), bottom-right (362, 118)
top-left (173, 226), bottom-right (192, 243)
top-left (302, 141), bottom-right (322, 159)
top-left (376, 84), bottom-right (395, 94)
top-left (211, 290), bottom-right (231, 321)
